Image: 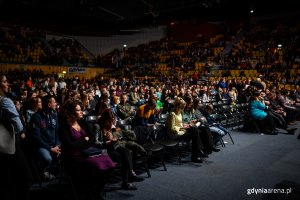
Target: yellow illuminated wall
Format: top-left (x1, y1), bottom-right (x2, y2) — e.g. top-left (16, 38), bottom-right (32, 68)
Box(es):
top-left (0, 64), bottom-right (105, 79)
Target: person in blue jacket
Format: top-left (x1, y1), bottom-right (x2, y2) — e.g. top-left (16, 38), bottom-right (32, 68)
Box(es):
top-left (30, 94), bottom-right (61, 180)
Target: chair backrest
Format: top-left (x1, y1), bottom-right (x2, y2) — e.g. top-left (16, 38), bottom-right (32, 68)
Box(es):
top-left (85, 115), bottom-right (97, 123)
top-left (134, 126), bottom-right (153, 145)
top-left (116, 119), bottom-right (132, 130)
top-left (131, 105), bottom-right (137, 111)
top-left (212, 102), bottom-right (221, 113)
top-left (209, 113), bottom-right (221, 122)
top-left (222, 105), bottom-right (231, 113)
top-left (241, 103), bottom-right (248, 111)
top-left (159, 113), bottom-right (169, 123)
top-left (117, 119), bottom-right (128, 126)
top-left (151, 124), bottom-right (168, 140)
top-left (82, 110), bottom-right (90, 117)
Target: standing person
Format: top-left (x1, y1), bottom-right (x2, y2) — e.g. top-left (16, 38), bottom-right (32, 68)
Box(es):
top-left (0, 74), bottom-right (32, 200)
top-left (29, 94), bottom-right (61, 180)
top-left (58, 99), bottom-right (115, 199)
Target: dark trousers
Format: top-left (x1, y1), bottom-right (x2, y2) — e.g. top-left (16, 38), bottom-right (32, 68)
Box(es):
top-left (262, 114), bottom-right (276, 132)
top-left (88, 170), bottom-right (110, 199)
top-left (177, 126), bottom-right (203, 159)
top-left (108, 146), bottom-right (133, 183)
top-left (0, 141), bottom-right (33, 200)
top-left (68, 161), bottom-right (110, 200)
top-left (267, 110), bottom-right (287, 129)
top-left (284, 107), bottom-right (298, 123)
top-left (198, 126), bottom-right (214, 151)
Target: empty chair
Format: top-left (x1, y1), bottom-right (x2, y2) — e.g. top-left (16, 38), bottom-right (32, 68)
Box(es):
top-left (116, 118), bottom-right (133, 130)
top-left (209, 113), bottom-right (234, 145)
top-left (153, 123), bottom-right (181, 164)
top-left (232, 103), bottom-right (245, 129)
top-left (85, 115), bottom-right (98, 123)
top-left (220, 105), bottom-right (235, 128)
top-left (134, 125), bottom-right (167, 172)
top-left (159, 113), bottom-right (169, 123)
top-left (82, 110), bottom-right (90, 117)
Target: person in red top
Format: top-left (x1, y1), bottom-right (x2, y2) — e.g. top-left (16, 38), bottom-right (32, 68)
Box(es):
top-left (26, 76), bottom-right (33, 89)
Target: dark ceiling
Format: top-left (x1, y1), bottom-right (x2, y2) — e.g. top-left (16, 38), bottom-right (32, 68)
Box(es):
top-left (0, 0), bottom-right (298, 36)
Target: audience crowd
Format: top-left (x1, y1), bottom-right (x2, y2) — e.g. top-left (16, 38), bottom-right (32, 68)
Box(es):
top-left (0, 16), bottom-right (300, 200)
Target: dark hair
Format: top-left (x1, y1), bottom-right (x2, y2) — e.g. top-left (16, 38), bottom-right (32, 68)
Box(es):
top-left (0, 74), bottom-right (5, 81)
top-left (0, 74), bottom-right (6, 95)
top-left (253, 91), bottom-right (261, 97)
top-left (59, 99), bottom-right (82, 125)
top-left (205, 104), bottom-right (213, 111)
top-left (281, 89), bottom-right (288, 95)
top-left (193, 98), bottom-right (201, 109)
top-left (147, 98), bottom-right (157, 107)
top-left (29, 97), bottom-right (41, 112)
top-left (98, 108), bottom-right (114, 131)
top-left (41, 94), bottom-right (53, 108)
top-left (184, 96), bottom-right (193, 104)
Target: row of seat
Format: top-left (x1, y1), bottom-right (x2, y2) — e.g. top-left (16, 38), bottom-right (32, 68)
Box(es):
top-left (84, 115), bottom-right (168, 177)
top-left (59, 103), bottom-right (246, 199)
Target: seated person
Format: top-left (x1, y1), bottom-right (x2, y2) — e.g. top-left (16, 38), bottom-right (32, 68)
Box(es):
top-left (200, 104), bottom-right (228, 145)
top-left (276, 90), bottom-right (299, 125)
top-left (135, 98), bottom-right (158, 126)
top-left (265, 92), bottom-right (297, 134)
top-left (58, 99), bottom-right (115, 199)
top-left (99, 108), bottom-right (147, 157)
top-left (93, 91), bottom-right (109, 116)
top-left (25, 97), bottom-right (42, 126)
top-left (248, 91), bottom-right (276, 134)
top-left (182, 96), bottom-right (220, 154)
top-left (129, 87), bottom-right (141, 106)
top-left (165, 97), bottom-right (208, 163)
top-left (117, 94), bottom-right (136, 120)
top-left (98, 109), bottom-right (144, 190)
top-left (29, 95), bottom-right (61, 180)
top-left (109, 95), bottom-right (121, 121)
